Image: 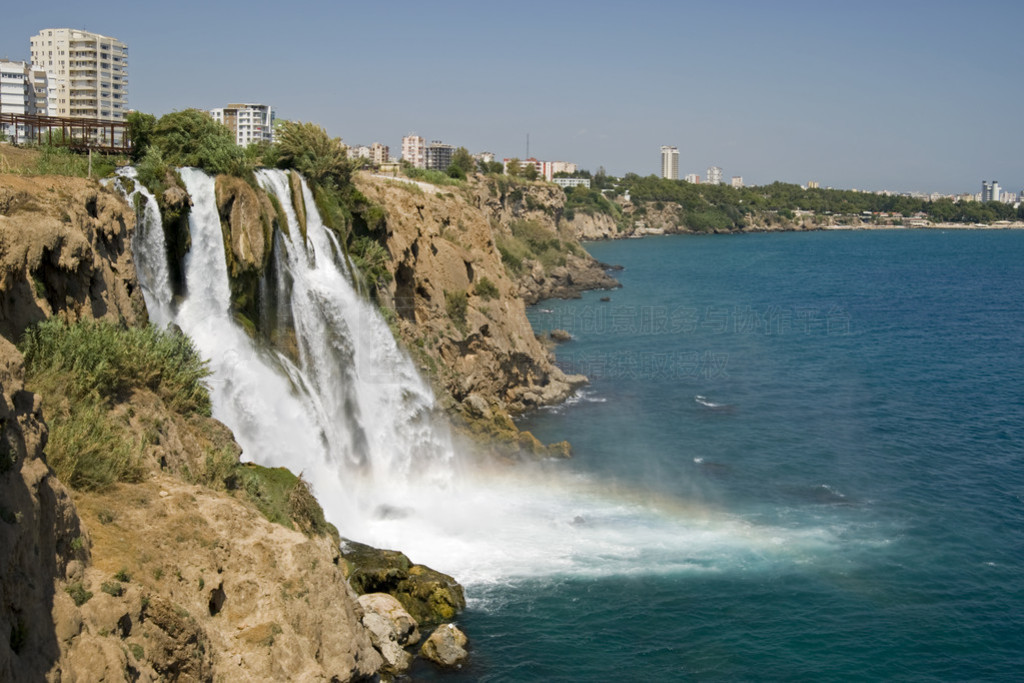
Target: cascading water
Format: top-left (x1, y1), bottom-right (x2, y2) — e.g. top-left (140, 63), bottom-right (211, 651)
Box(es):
top-left (114, 167), bottom-right (174, 325)
top-left (125, 167), bottom-right (847, 588)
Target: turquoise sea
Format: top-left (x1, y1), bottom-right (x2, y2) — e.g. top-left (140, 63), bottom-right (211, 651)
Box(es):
top-left (415, 230), bottom-right (1024, 681)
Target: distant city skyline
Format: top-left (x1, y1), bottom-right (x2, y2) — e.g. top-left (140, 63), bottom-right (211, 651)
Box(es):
top-left (1, 1), bottom-right (1022, 195)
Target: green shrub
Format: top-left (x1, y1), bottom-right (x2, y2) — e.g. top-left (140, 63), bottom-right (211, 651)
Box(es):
top-left (20, 319), bottom-right (212, 491)
top-left (101, 581), bottom-right (125, 597)
top-left (445, 290), bottom-right (469, 332)
top-left (43, 400), bottom-right (142, 490)
top-left (66, 582), bottom-right (93, 606)
top-left (21, 319), bottom-right (211, 416)
top-left (114, 568), bottom-right (131, 583)
top-left (403, 167), bottom-right (463, 187)
top-left (349, 236), bottom-right (392, 292)
top-left (234, 464), bottom-right (336, 540)
top-left (475, 277), bottom-right (499, 300)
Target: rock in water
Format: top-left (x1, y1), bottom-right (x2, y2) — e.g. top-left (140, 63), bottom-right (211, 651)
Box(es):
top-left (342, 541), bottom-right (466, 625)
top-left (358, 593), bottom-right (420, 674)
top-left (420, 623), bottom-right (469, 668)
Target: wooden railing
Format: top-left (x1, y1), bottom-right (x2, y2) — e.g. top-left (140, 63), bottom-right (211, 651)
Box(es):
top-left (0, 113), bottom-right (131, 155)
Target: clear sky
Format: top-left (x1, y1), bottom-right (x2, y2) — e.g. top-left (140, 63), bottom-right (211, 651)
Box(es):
top-left (3, 1), bottom-right (1021, 194)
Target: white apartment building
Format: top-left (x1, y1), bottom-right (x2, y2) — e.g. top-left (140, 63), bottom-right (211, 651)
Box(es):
top-left (402, 134), bottom-right (425, 168)
top-left (348, 145), bottom-right (371, 160)
top-left (731, 176), bottom-right (744, 189)
top-left (1, 59), bottom-right (53, 140)
top-left (684, 173), bottom-right (700, 184)
top-left (661, 145), bottom-right (679, 179)
top-left (30, 28), bottom-right (128, 122)
top-left (706, 166), bottom-right (723, 185)
top-left (209, 103), bottom-right (275, 147)
top-left (553, 177), bottom-right (591, 189)
top-left (551, 161), bottom-right (578, 176)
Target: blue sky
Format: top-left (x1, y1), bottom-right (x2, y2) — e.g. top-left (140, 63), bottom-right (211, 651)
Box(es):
top-left (3, 1), bottom-right (1021, 194)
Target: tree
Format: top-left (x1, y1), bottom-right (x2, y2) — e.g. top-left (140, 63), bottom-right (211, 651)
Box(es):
top-left (506, 158), bottom-right (521, 177)
top-left (521, 163), bottom-right (538, 181)
top-left (150, 109), bottom-right (244, 175)
top-left (125, 111), bottom-right (156, 163)
top-left (449, 146), bottom-right (475, 176)
top-left (276, 120), bottom-right (352, 190)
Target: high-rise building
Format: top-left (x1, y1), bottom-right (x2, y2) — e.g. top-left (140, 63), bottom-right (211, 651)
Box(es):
top-left (402, 134), bottom-right (426, 168)
top-left (30, 28), bottom-right (128, 123)
top-left (731, 176), bottom-right (744, 189)
top-left (706, 166), bottom-right (723, 185)
top-left (425, 140), bottom-right (454, 171)
top-left (1, 59), bottom-right (53, 140)
top-left (660, 145), bottom-right (679, 179)
top-left (209, 104), bottom-right (275, 147)
top-left (981, 180), bottom-right (1001, 202)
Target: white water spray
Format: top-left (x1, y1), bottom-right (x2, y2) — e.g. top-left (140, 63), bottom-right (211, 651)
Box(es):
top-left (126, 168), bottom-right (848, 589)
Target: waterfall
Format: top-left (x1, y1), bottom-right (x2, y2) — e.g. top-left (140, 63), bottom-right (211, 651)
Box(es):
top-left (114, 167), bottom-right (173, 325)
top-left (125, 167), bottom-right (842, 587)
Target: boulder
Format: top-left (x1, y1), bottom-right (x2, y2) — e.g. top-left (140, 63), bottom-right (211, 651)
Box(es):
top-left (342, 541), bottom-right (466, 626)
top-left (358, 593), bottom-right (419, 673)
top-left (420, 623), bottom-right (468, 668)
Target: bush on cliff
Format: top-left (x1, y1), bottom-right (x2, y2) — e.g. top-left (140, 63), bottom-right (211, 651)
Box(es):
top-left (276, 121), bottom-right (353, 192)
top-left (20, 319), bottom-right (212, 490)
top-left (149, 109), bottom-right (248, 176)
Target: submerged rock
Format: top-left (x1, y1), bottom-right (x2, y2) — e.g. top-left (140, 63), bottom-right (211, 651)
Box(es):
top-left (420, 623), bottom-right (468, 668)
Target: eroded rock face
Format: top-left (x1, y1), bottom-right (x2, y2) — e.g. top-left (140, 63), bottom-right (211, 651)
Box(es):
top-left (0, 337), bottom-right (85, 682)
top-left (355, 174), bottom-right (601, 454)
top-left (0, 173), bottom-right (146, 343)
top-left (214, 175), bottom-right (274, 276)
top-left (566, 211), bottom-right (621, 240)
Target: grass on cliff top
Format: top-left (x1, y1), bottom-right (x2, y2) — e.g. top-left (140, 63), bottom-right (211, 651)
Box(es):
top-left (0, 142), bottom-right (119, 179)
top-left (21, 319), bottom-right (212, 416)
top-left (20, 319), bottom-right (212, 490)
top-left (401, 167), bottom-right (464, 188)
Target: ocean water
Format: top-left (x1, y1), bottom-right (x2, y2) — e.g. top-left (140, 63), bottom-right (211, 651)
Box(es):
top-left (416, 230), bottom-right (1024, 681)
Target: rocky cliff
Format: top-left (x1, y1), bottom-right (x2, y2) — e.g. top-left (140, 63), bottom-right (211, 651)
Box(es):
top-left (0, 173), bottom-right (146, 342)
top-left (355, 174), bottom-right (606, 455)
top-left (0, 160), bottom-right (439, 681)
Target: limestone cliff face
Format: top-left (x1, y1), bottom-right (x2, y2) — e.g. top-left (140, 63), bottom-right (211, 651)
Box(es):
top-left (0, 164), bottom-right (384, 681)
top-left (0, 174), bottom-right (146, 342)
top-left (565, 211), bottom-right (620, 241)
top-left (355, 175), bottom-right (587, 431)
top-left (466, 177), bottom-right (620, 305)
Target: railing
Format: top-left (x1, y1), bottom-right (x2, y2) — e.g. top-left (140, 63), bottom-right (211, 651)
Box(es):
top-left (0, 112), bottom-right (131, 155)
